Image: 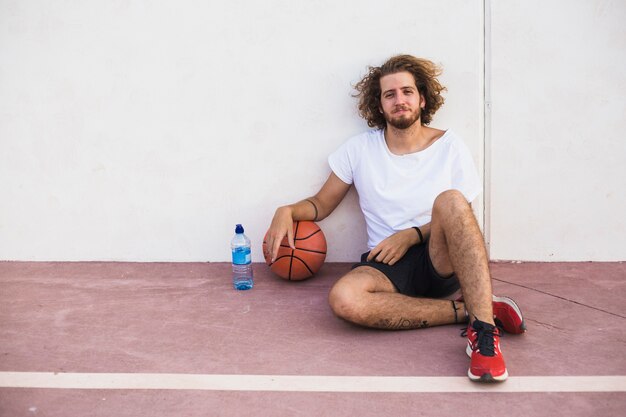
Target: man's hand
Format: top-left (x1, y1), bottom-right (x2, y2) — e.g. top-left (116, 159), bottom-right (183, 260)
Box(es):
top-left (366, 228), bottom-right (421, 265)
top-left (264, 173), bottom-right (351, 263)
top-left (265, 207), bottom-right (296, 263)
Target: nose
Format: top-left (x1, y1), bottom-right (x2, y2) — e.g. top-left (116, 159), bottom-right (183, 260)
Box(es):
top-left (393, 91), bottom-right (406, 105)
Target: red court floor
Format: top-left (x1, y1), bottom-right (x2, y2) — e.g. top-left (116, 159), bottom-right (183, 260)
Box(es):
top-left (1, 261), bottom-right (625, 416)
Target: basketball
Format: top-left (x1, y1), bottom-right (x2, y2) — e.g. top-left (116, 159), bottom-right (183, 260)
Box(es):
top-left (263, 221), bottom-right (327, 280)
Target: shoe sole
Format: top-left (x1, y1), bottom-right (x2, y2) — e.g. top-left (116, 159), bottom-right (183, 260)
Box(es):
top-left (466, 342), bottom-right (509, 381)
top-left (468, 368), bottom-right (509, 382)
top-left (492, 295), bottom-right (527, 334)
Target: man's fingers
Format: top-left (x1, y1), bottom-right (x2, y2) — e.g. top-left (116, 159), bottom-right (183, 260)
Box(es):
top-left (263, 228), bottom-right (273, 261)
top-left (385, 248), bottom-right (407, 265)
top-left (366, 235), bottom-right (410, 265)
top-left (265, 238), bottom-right (272, 257)
top-left (382, 252), bottom-right (394, 264)
top-left (287, 228), bottom-right (295, 249)
top-left (271, 234), bottom-right (284, 262)
top-left (374, 249), bottom-right (387, 263)
top-left (270, 225), bottom-right (294, 262)
top-left (271, 239), bottom-right (281, 262)
top-left (367, 247), bottom-right (381, 262)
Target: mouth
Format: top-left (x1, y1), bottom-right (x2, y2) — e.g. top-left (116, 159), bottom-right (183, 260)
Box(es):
top-left (393, 108), bottom-right (410, 114)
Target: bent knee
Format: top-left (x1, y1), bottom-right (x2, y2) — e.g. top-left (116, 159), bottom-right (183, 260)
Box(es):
top-left (433, 189), bottom-right (471, 214)
top-left (328, 280), bottom-right (364, 323)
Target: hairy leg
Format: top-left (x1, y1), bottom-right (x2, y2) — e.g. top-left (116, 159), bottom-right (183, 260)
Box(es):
top-left (328, 266), bottom-right (465, 330)
top-left (428, 190), bottom-right (494, 324)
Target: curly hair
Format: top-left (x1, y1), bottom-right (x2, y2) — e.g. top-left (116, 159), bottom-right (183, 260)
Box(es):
top-left (354, 55), bottom-right (446, 128)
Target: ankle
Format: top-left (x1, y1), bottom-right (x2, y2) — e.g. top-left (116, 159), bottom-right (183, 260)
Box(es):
top-left (471, 316), bottom-right (496, 327)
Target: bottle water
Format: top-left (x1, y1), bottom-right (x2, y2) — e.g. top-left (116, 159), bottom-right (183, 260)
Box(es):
top-left (231, 224), bottom-right (254, 290)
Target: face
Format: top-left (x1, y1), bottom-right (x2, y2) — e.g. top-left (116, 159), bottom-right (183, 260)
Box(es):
top-left (379, 71), bottom-right (425, 129)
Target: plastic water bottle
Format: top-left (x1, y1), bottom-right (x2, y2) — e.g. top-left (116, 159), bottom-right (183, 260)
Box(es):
top-left (231, 224), bottom-right (254, 290)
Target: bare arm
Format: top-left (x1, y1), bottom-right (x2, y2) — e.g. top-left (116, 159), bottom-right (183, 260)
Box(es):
top-left (266, 172), bottom-right (351, 262)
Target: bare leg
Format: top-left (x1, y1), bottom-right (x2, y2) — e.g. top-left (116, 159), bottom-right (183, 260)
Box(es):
top-left (328, 266), bottom-right (465, 329)
top-left (428, 190), bottom-right (494, 325)
top-left (327, 189), bottom-right (492, 329)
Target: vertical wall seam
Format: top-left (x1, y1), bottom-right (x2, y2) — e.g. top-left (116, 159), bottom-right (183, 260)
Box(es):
top-left (483, 0), bottom-right (492, 256)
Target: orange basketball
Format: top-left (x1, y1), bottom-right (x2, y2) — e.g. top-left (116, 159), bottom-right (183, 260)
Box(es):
top-left (263, 221), bottom-right (327, 281)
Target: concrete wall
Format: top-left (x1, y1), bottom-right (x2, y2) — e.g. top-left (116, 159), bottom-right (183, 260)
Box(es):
top-left (1, 1), bottom-right (623, 262)
top-left (0, 0), bottom-right (482, 262)
top-left (488, 0), bottom-right (626, 261)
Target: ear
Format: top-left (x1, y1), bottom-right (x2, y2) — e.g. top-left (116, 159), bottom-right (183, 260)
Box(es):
top-left (419, 94), bottom-right (426, 109)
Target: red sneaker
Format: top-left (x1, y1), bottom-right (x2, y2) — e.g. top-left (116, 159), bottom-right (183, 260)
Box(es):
top-left (456, 294), bottom-right (526, 334)
top-left (492, 295), bottom-right (526, 334)
top-left (466, 319), bottom-right (508, 382)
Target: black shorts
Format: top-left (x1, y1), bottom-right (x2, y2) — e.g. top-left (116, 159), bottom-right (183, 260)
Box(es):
top-left (351, 242), bottom-right (460, 298)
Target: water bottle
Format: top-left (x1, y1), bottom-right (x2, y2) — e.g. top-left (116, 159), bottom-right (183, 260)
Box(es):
top-left (231, 224), bottom-right (254, 290)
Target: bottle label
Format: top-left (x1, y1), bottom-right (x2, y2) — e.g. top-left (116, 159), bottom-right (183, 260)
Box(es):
top-left (232, 247), bottom-right (251, 265)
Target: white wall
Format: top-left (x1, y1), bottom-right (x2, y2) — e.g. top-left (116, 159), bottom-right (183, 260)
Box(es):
top-left (3, 1), bottom-right (622, 263)
top-left (0, 0), bottom-right (483, 262)
top-left (488, 0), bottom-right (626, 261)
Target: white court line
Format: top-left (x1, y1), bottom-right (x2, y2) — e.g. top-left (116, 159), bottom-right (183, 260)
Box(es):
top-left (1, 372), bottom-right (625, 393)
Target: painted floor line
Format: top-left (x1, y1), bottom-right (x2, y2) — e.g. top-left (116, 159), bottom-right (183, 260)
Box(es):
top-left (1, 373), bottom-right (625, 393)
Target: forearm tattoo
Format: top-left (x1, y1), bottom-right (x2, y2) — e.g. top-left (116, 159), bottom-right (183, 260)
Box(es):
top-left (376, 317), bottom-right (429, 330)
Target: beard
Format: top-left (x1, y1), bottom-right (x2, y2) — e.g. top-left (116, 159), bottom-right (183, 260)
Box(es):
top-left (385, 107), bottom-right (421, 130)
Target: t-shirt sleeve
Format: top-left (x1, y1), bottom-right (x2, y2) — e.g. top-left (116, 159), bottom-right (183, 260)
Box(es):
top-left (451, 138), bottom-right (482, 203)
top-left (327, 139), bottom-right (354, 185)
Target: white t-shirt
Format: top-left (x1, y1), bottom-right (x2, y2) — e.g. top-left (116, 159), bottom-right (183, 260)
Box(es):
top-left (328, 129), bottom-right (482, 250)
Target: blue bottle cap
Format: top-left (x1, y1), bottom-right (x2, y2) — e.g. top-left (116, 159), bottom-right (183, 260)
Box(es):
top-left (235, 224), bottom-right (244, 234)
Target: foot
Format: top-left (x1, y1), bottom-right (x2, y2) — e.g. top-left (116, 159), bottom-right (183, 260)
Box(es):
top-left (456, 294), bottom-right (526, 334)
top-left (466, 319), bottom-right (508, 382)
